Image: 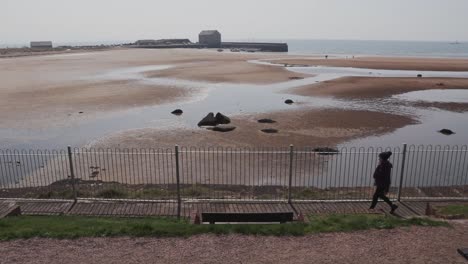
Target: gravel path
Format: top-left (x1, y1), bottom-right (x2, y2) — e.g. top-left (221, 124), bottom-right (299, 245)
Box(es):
top-left (1, 222), bottom-right (467, 264)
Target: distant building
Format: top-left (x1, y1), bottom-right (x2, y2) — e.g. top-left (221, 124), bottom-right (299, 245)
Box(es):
top-left (30, 41), bottom-right (53, 49)
top-left (199, 30), bottom-right (221, 48)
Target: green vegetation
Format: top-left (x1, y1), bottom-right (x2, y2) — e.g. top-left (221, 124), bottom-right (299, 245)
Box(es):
top-left (435, 204), bottom-right (468, 218)
top-left (306, 214), bottom-right (447, 233)
top-left (0, 214), bottom-right (447, 241)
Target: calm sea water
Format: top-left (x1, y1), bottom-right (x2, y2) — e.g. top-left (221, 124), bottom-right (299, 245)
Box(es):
top-left (285, 39), bottom-right (468, 57)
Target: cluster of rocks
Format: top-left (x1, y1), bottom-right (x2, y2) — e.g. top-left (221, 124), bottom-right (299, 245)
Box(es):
top-left (198, 112), bottom-right (235, 133)
top-left (198, 112), bottom-right (231, 126)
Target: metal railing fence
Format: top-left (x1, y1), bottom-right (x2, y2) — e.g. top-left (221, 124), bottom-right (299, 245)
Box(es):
top-left (1, 144), bottom-right (467, 207)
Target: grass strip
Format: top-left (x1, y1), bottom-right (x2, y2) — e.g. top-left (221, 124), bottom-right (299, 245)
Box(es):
top-left (435, 204), bottom-right (468, 218)
top-left (0, 214), bottom-right (448, 240)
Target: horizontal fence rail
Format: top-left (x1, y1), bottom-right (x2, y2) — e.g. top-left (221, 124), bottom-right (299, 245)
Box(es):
top-left (1, 145), bottom-right (467, 206)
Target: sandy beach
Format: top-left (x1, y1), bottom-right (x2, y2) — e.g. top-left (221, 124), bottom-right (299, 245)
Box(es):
top-left (269, 56), bottom-right (468, 71)
top-left (1, 48), bottom-right (468, 149)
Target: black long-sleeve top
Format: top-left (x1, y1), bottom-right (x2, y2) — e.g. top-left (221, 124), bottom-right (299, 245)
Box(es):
top-left (373, 160), bottom-right (393, 189)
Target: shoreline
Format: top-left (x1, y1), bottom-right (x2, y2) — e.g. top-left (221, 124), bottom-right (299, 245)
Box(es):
top-left (267, 56), bottom-right (468, 71)
top-left (0, 47), bottom-right (113, 59)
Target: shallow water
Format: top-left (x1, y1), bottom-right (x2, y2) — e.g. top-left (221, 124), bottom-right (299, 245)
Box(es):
top-left (282, 65), bottom-right (468, 78)
top-left (342, 109), bottom-right (468, 148)
top-left (394, 89), bottom-right (468, 103)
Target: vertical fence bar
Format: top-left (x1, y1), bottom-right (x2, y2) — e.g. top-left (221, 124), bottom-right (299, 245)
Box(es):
top-left (397, 143), bottom-right (408, 201)
top-left (288, 145), bottom-right (294, 203)
top-left (175, 145), bottom-right (181, 219)
top-left (67, 146), bottom-right (78, 202)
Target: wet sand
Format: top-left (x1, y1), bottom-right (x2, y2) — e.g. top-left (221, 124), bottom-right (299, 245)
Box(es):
top-left (0, 81), bottom-right (189, 128)
top-left (92, 108), bottom-right (416, 149)
top-left (146, 60), bottom-right (311, 84)
top-left (290, 77), bottom-right (468, 99)
top-left (270, 56), bottom-right (468, 71)
top-left (289, 77), bottom-right (468, 112)
top-left (0, 49), bottom-right (300, 129)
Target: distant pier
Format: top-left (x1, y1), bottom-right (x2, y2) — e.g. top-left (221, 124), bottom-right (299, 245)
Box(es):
top-left (131, 42), bottom-right (288, 52)
top-left (221, 42), bottom-right (288, 52)
top-left (131, 30), bottom-right (288, 52)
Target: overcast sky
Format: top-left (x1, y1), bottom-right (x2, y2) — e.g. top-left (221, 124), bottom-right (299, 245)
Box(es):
top-left (2, 0), bottom-right (468, 44)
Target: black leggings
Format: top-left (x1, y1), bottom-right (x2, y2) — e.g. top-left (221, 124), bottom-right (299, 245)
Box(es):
top-left (370, 186), bottom-right (393, 209)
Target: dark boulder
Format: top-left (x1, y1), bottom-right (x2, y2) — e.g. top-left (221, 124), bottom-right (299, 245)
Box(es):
top-left (261, 128), bottom-right (279, 134)
top-left (171, 109), bottom-right (183, 115)
top-left (313, 147), bottom-right (339, 155)
top-left (417, 74), bottom-right (423, 78)
top-left (289, 76), bottom-right (304, 80)
top-left (212, 125), bottom-right (236, 132)
top-left (258, 119), bottom-right (276, 124)
top-left (215, 112), bottom-right (231, 124)
top-left (439, 129), bottom-right (455, 135)
top-left (285, 99), bottom-right (294, 105)
top-left (198, 112), bottom-right (217, 127)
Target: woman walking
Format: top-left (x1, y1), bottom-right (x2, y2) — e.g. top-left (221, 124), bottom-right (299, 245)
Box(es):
top-left (369, 151), bottom-right (398, 213)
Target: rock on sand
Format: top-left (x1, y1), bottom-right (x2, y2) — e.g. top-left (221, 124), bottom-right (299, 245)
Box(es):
top-left (198, 113), bottom-right (217, 126)
top-left (261, 128), bottom-right (279, 134)
top-left (198, 112), bottom-right (231, 127)
top-left (215, 112), bottom-right (231, 124)
top-left (171, 109), bottom-right (183, 115)
top-left (439, 129), bottom-right (455, 135)
top-left (258, 119), bottom-right (276, 124)
top-left (211, 125), bottom-right (236, 132)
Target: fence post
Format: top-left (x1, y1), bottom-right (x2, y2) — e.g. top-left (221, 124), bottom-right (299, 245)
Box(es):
top-left (397, 143), bottom-right (408, 202)
top-left (288, 145), bottom-right (294, 203)
top-left (67, 146), bottom-right (78, 203)
top-left (175, 145), bottom-right (181, 219)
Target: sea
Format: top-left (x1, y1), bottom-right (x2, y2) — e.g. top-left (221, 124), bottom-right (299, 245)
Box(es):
top-left (2, 39), bottom-right (468, 58)
top-left (284, 39), bottom-right (468, 58)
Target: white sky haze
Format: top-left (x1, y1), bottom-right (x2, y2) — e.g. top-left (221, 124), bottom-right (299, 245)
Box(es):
top-left (1, 0), bottom-right (468, 44)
